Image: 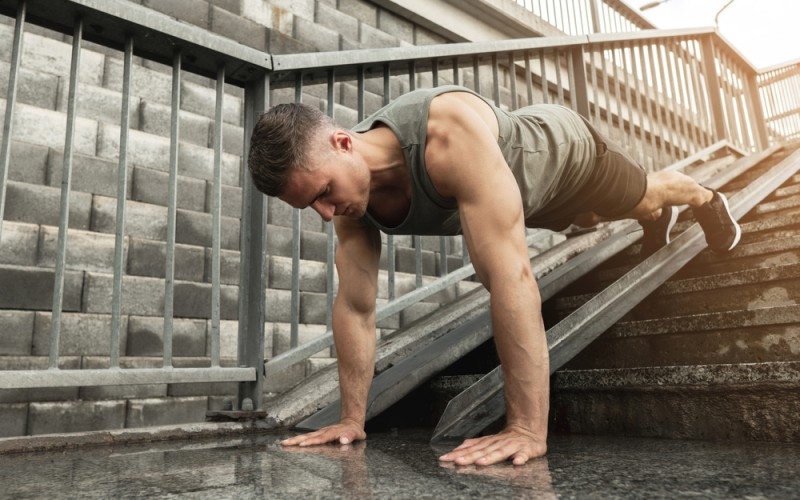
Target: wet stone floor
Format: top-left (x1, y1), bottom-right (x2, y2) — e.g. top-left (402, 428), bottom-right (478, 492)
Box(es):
top-left (1, 429), bottom-right (798, 499)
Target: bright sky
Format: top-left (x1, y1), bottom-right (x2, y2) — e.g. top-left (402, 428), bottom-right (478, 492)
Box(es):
top-left (624, 0), bottom-right (800, 68)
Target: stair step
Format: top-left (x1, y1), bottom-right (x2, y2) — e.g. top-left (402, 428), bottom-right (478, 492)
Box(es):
top-left (595, 225), bottom-right (800, 285)
top-left (553, 263), bottom-right (800, 320)
top-left (564, 304), bottom-right (800, 369)
top-left (551, 361), bottom-right (800, 442)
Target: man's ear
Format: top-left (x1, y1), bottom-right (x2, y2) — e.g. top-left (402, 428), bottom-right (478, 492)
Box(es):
top-left (331, 130), bottom-right (352, 153)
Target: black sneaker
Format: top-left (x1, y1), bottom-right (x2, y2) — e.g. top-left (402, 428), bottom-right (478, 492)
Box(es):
top-left (693, 190), bottom-right (741, 253)
top-left (640, 205), bottom-right (678, 256)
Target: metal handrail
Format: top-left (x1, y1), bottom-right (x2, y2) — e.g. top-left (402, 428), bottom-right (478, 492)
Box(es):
top-left (264, 231), bottom-right (552, 377)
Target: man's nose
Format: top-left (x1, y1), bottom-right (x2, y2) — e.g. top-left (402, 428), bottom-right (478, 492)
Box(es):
top-left (311, 200), bottom-right (334, 222)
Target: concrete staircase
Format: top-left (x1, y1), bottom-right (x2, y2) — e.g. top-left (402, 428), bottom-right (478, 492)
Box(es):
top-left (549, 143), bottom-right (800, 442)
top-left (0, 11), bottom-right (473, 438)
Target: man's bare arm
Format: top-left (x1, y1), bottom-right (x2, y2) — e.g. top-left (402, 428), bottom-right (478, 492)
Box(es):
top-left (426, 93), bottom-right (549, 465)
top-left (281, 216), bottom-right (381, 446)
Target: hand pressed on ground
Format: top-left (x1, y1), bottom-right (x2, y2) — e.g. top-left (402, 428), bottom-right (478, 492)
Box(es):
top-left (438, 426), bottom-right (547, 466)
top-left (280, 419), bottom-right (366, 447)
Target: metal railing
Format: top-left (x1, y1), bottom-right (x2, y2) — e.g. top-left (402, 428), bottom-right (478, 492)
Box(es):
top-left (0, 0), bottom-right (268, 402)
top-left (0, 0), bottom-right (797, 427)
top-left (513, 0), bottom-right (655, 35)
top-left (758, 59), bottom-right (800, 142)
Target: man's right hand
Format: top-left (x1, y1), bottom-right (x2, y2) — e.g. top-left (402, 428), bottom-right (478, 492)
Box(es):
top-left (280, 419), bottom-right (366, 447)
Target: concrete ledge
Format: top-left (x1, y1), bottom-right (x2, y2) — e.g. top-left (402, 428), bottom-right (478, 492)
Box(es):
top-left (553, 361), bottom-right (800, 390)
top-left (607, 304), bottom-right (800, 338)
top-left (552, 362), bottom-right (800, 442)
top-left (0, 420), bottom-right (256, 454)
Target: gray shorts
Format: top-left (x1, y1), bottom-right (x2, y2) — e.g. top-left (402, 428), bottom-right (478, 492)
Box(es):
top-left (533, 117), bottom-right (647, 231)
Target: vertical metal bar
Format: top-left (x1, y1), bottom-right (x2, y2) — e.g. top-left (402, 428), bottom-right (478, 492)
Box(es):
top-left (472, 56), bottom-right (481, 95)
top-left (676, 42), bottom-right (693, 156)
top-left (409, 61), bottom-right (422, 288)
top-left (688, 39), bottom-right (712, 147)
top-left (731, 61), bottom-right (753, 150)
top-left (564, 0), bottom-right (574, 35)
top-left (646, 43), bottom-right (664, 166)
top-left (646, 43), bottom-right (665, 166)
top-left (700, 36), bottom-right (728, 143)
top-left (610, 43), bottom-right (624, 147)
top-left (110, 34), bottom-right (133, 368)
top-left (163, 50), bottom-right (181, 368)
top-left (433, 58), bottom-right (447, 276)
top-left (668, 43), bottom-right (684, 160)
top-left (210, 64), bottom-right (225, 367)
top-left (439, 237), bottom-right (447, 276)
top-left (452, 57), bottom-right (460, 86)
top-left (508, 52), bottom-right (517, 110)
top-left (238, 74), bottom-right (268, 411)
top-left (638, 44), bottom-right (657, 168)
top-left (736, 65), bottom-right (754, 150)
top-left (491, 53), bottom-right (500, 107)
top-left (655, 43), bottom-right (676, 163)
top-left (0, 0), bottom-right (25, 243)
top-left (601, 46), bottom-right (612, 134)
top-left (383, 65), bottom-right (396, 301)
top-left (632, 43), bottom-right (649, 167)
top-left (524, 52), bottom-right (533, 106)
top-left (589, 48), bottom-right (599, 125)
top-left (589, 0), bottom-right (601, 33)
top-left (49, 17), bottom-right (83, 369)
top-left (566, 50), bottom-right (577, 111)
top-left (539, 50), bottom-right (548, 104)
top-left (736, 65), bottom-right (755, 150)
top-left (555, 50), bottom-right (564, 106)
top-left (718, 52), bottom-right (736, 146)
top-left (747, 69), bottom-right (769, 150)
top-left (676, 39), bottom-right (699, 153)
top-left (557, 0), bottom-right (567, 34)
top-left (622, 43), bottom-right (637, 155)
top-left (777, 76), bottom-right (791, 138)
top-left (326, 70), bottom-right (335, 331)
top-left (569, 46), bottom-right (590, 118)
top-left (290, 75), bottom-right (303, 349)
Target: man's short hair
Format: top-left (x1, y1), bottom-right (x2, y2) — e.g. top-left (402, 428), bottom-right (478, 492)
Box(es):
top-left (248, 102), bottom-right (333, 197)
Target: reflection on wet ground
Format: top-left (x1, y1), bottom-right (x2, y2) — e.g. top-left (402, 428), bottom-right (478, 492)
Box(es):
top-left (1, 429), bottom-right (798, 498)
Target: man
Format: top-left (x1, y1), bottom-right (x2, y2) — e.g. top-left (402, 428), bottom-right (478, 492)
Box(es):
top-left (248, 85), bottom-right (740, 466)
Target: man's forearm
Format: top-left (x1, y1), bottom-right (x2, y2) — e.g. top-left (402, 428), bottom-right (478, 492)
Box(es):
top-left (491, 278), bottom-right (550, 437)
top-left (332, 301), bottom-right (377, 427)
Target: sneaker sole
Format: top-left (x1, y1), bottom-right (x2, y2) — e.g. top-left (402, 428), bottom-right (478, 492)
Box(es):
top-left (716, 192), bottom-right (742, 252)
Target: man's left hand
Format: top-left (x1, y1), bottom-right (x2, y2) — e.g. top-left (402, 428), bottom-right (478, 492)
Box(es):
top-left (438, 425), bottom-right (547, 466)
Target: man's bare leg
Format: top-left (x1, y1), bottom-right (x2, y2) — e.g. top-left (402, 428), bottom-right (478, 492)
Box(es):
top-left (574, 169), bottom-right (740, 253)
top-left (576, 170), bottom-right (713, 224)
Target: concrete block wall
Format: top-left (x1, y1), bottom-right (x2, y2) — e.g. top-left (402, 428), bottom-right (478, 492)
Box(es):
top-left (0, 0), bottom-right (500, 437)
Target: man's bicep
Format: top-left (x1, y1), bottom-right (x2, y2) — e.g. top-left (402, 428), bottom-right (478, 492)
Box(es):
top-left (458, 175), bottom-right (532, 289)
top-left (333, 217), bottom-right (381, 314)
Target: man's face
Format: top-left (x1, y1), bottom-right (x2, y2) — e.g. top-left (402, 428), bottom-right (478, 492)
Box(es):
top-left (278, 134), bottom-right (370, 222)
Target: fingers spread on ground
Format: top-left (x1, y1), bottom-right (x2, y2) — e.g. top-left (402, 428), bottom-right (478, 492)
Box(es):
top-left (512, 453), bottom-right (529, 465)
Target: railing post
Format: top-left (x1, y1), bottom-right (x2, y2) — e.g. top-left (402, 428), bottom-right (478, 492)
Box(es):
top-left (570, 46), bottom-right (591, 118)
top-left (700, 35), bottom-right (728, 143)
top-left (745, 72), bottom-right (770, 150)
top-left (237, 74), bottom-right (269, 411)
top-left (588, 0), bottom-right (602, 34)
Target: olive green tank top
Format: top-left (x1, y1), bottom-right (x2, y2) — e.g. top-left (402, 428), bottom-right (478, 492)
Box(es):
top-left (352, 85), bottom-right (596, 234)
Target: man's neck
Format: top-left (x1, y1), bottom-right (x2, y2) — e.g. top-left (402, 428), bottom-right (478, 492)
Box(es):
top-left (354, 126), bottom-right (407, 192)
